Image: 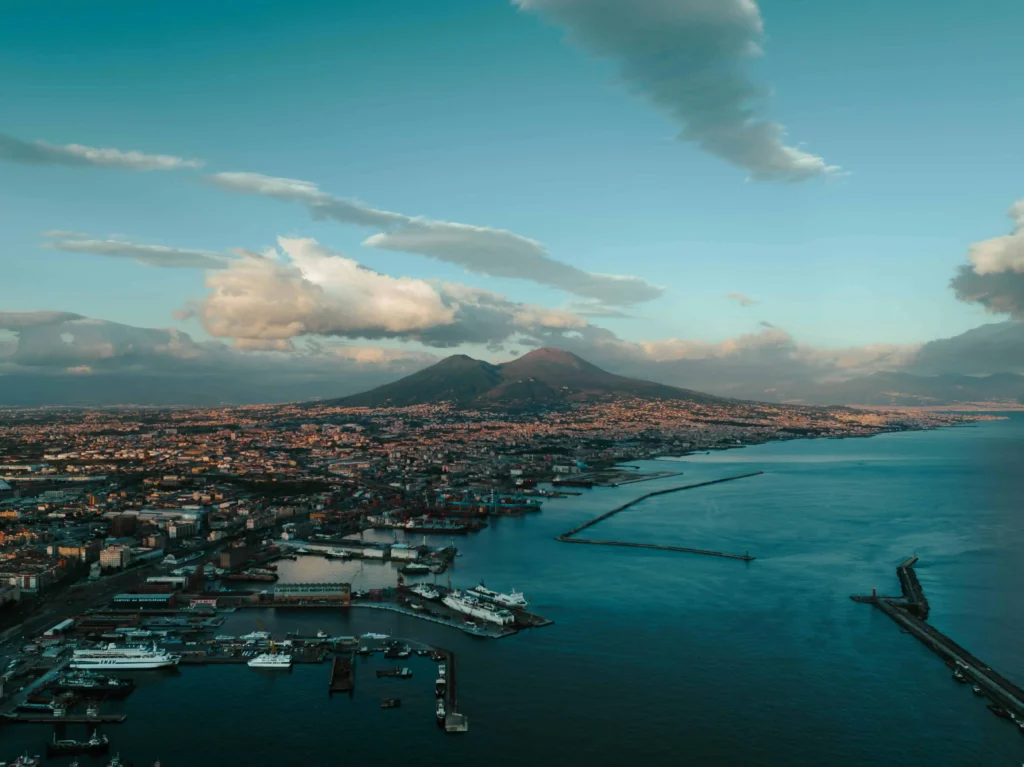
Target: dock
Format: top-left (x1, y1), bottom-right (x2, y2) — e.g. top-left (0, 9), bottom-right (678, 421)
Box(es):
top-left (2, 712), bottom-right (127, 724)
top-left (556, 471), bottom-right (762, 561)
top-left (853, 556), bottom-right (1024, 724)
top-left (328, 653), bottom-right (354, 693)
top-left (437, 648), bottom-right (468, 733)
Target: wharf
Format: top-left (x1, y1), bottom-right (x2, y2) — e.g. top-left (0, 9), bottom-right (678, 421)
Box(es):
top-left (853, 556), bottom-right (1024, 723)
top-left (328, 653), bottom-right (355, 693)
top-left (1, 712), bottom-right (127, 724)
top-left (352, 602), bottom-right (517, 639)
top-left (439, 648), bottom-right (468, 732)
top-left (556, 471), bottom-right (763, 561)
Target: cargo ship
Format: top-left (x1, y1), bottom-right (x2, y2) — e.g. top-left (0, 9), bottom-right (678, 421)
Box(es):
top-left (222, 569), bottom-right (278, 583)
top-left (71, 645), bottom-right (180, 670)
top-left (47, 731), bottom-right (109, 757)
top-left (52, 671), bottom-right (135, 697)
top-left (468, 582), bottom-right (528, 609)
top-left (442, 590), bottom-right (515, 626)
top-left (404, 519), bottom-right (469, 534)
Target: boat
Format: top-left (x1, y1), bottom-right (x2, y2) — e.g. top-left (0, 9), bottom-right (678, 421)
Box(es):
top-left (71, 645), bottom-right (180, 670)
top-left (952, 669), bottom-right (969, 683)
top-left (409, 584), bottom-right (440, 600)
top-left (430, 651), bottom-right (446, 662)
top-left (989, 704), bottom-right (1012, 719)
top-left (442, 590), bottom-right (515, 626)
top-left (316, 630), bottom-right (329, 640)
top-left (972, 685), bottom-right (985, 696)
top-left (47, 731), bottom-right (110, 757)
top-left (468, 582), bottom-right (528, 609)
top-left (107, 756), bottom-right (126, 767)
top-left (435, 676), bottom-right (447, 697)
top-left (361, 632), bottom-right (389, 640)
top-left (53, 671), bottom-right (135, 697)
top-left (438, 663), bottom-right (447, 678)
top-left (375, 667), bottom-right (412, 678)
top-left (4, 755), bottom-right (40, 767)
top-left (380, 698), bottom-right (402, 709)
top-left (436, 700), bottom-right (446, 723)
top-left (400, 562), bottom-right (431, 575)
top-left (241, 631), bottom-right (271, 642)
top-left (357, 646), bottom-right (372, 656)
top-left (248, 653), bottom-right (292, 669)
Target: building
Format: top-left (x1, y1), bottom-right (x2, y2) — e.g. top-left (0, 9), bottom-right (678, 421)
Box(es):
top-left (167, 521), bottom-right (198, 539)
top-left (55, 541), bottom-right (102, 563)
top-left (111, 593), bottom-right (175, 610)
top-left (100, 545), bottom-right (133, 569)
top-left (220, 546), bottom-right (248, 569)
top-left (110, 514), bottom-right (138, 537)
top-left (274, 582), bottom-right (350, 604)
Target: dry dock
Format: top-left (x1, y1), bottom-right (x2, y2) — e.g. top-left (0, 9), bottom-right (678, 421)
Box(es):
top-left (556, 471), bottom-right (762, 561)
top-left (853, 556), bottom-right (1024, 724)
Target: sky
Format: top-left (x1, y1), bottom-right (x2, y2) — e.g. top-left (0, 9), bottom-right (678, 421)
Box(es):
top-left (2, 0), bottom-right (1023, 404)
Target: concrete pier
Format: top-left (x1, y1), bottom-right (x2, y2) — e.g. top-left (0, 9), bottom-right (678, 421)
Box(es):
top-left (556, 471), bottom-right (762, 561)
top-left (853, 557), bottom-right (1024, 724)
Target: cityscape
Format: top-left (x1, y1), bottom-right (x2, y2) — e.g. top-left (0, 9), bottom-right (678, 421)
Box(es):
top-left (3, 0), bottom-right (1024, 764)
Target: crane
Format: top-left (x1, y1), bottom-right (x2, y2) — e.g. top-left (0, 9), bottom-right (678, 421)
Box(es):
top-left (255, 617), bottom-right (277, 654)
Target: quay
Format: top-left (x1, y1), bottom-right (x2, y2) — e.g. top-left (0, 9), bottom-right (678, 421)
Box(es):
top-left (1, 712), bottom-right (127, 724)
top-left (436, 647), bottom-right (468, 733)
top-left (853, 556), bottom-right (1024, 724)
top-left (556, 471), bottom-right (763, 561)
top-left (328, 653), bottom-right (355, 693)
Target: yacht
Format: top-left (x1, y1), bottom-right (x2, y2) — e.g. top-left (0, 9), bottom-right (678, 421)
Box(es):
top-left (409, 584), bottom-right (440, 601)
top-left (468, 582), bottom-right (528, 609)
top-left (71, 645), bottom-right (180, 670)
top-left (361, 632), bottom-right (389, 640)
top-left (241, 630), bottom-right (271, 642)
top-left (248, 653), bottom-right (292, 669)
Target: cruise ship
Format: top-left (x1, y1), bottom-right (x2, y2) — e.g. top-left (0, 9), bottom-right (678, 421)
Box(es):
top-left (71, 645), bottom-right (180, 670)
top-left (248, 653), bottom-right (292, 669)
top-left (442, 591), bottom-right (515, 626)
top-left (468, 582), bottom-right (528, 609)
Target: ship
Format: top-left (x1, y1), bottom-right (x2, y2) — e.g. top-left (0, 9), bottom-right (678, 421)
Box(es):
top-left (47, 731), bottom-right (109, 757)
top-left (400, 562), bottom-right (431, 575)
top-left (248, 653), bottom-right (292, 669)
top-left (442, 590), bottom-right (515, 626)
top-left (4, 755), bottom-right (41, 767)
top-left (71, 645), bottom-right (180, 670)
top-left (240, 630), bottom-right (271, 642)
top-left (222, 569), bottom-right (278, 583)
top-left (436, 699), bottom-right (447, 723)
top-left (376, 667), bottom-right (412, 678)
top-left (404, 519), bottom-right (469, 535)
top-left (468, 582), bottom-right (528, 609)
top-left (435, 675), bottom-right (447, 697)
top-left (409, 584), bottom-right (440, 601)
top-left (53, 671), bottom-right (135, 697)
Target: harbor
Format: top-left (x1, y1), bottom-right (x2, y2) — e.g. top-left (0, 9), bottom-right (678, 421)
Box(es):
top-left (556, 471), bottom-right (763, 561)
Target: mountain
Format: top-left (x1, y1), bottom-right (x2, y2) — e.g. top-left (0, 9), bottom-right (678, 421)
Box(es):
top-left (781, 371), bottom-right (1024, 407)
top-left (331, 347), bottom-right (724, 408)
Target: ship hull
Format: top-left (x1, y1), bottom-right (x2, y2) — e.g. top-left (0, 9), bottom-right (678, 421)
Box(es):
top-left (70, 659), bottom-right (178, 670)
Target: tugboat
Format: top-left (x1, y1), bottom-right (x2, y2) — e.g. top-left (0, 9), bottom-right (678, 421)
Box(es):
top-left (47, 730), bottom-right (110, 757)
top-left (380, 698), bottom-right (401, 709)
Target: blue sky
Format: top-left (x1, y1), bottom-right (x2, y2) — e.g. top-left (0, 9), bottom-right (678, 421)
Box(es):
top-left (1, 0), bottom-right (1023, 400)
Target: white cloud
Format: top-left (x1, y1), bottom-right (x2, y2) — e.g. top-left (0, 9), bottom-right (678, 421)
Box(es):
top-left (188, 236), bottom-right (586, 348)
top-left (966, 200), bottom-right (1024, 275)
top-left (513, 0), bottom-right (838, 181)
top-left (0, 131), bottom-right (202, 171)
top-left (951, 199), bottom-right (1024, 318)
top-left (208, 171), bottom-right (664, 306)
top-left (44, 234), bottom-right (230, 269)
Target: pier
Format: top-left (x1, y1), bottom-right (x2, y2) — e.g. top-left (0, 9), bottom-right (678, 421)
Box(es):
top-left (853, 557), bottom-right (1024, 725)
top-left (328, 653), bottom-right (355, 693)
top-left (556, 471), bottom-right (762, 561)
top-left (1, 712), bottom-right (127, 724)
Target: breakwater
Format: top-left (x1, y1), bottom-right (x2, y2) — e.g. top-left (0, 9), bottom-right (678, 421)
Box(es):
top-left (556, 471), bottom-right (763, 561)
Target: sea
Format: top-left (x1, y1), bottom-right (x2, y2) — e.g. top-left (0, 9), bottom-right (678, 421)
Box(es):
top-left (3, 414), bottom-right (1024, 766)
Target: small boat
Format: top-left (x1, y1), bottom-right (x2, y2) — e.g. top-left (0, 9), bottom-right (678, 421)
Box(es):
top-left (436, 700), bottom-right (446, 722)
top-left (316, 630), bottom-right (329, 640)
top-left (361, 632), bottom-right (388, 640)
top-left (435, 677), bottom-right (447, 697)
top-left (5, 755), bottom-right (41, 767)
top-left (397, 646), bottom-right (410, 659)
top-left (988, 704), bottom-right (1012, 719)
top-left (107, 756), bottom-right (126, 767)
top-left (972, 685), bottom-right (984, 696)
top-left (438, 663), bottom-right (447, 678)
top-left (357, 646), bottom-right (373, 656)
top-left (375, 667), bottom-right (413, 678)
top-left (47, 731), bottom-right (110, 756)
top-left (380, 698), bottom-right (401, 709)
top-left (430, 651), bottom-right (446, 662)
top-left (400, 563), bottom-right (431, 575)
top-left (952, 670), bottom-right (968, 683)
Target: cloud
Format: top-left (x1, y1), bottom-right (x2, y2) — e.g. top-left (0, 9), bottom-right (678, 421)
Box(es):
top-left (43, 234), bottom-right (230, 269)
top-left (0, 311), bottom-right (438, 406)
top-left (726, 292), bottom-right (758, 307)
top-left (187, 236), bottom-right (587, 348)
top-left (512, 0), bottom-right (837, 181)
top-left (209, 171), bottom-right (663, 306)
top-left (0, 131), bottom-right (202, 171)
top-left (0, 311), bottom-right (86, 331)
top-left (951, 199), bottom-right (1024, 317)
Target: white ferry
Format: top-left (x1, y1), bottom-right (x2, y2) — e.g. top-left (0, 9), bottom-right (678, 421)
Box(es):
top-left (468, 582), bottom-right (528, 609)
top-left (442, 591), bottom-right (515, 626)
top-left (240, 631), bottom-right (270, 642)
top-left (248, 653), bottom-right (292, 669)
top-left (71, 645), bottom-right (180, 670)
